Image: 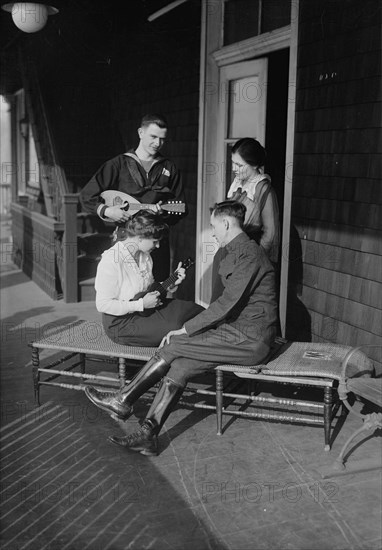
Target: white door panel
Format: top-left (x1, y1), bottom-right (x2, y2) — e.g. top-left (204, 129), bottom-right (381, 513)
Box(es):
top-left (197, 58), bottom-right (268, 305)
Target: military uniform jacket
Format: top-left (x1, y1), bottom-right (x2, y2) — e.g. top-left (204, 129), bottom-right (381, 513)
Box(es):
top-left (184, 232), bottom-right (278, 346)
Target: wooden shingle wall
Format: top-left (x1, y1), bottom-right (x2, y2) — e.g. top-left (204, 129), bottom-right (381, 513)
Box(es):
top-left (111, 3), bottom-right (201, 300)
top-left (287, 0), bottom-right (382, 371)
top-left (34, 1), bottom-right (201, 301)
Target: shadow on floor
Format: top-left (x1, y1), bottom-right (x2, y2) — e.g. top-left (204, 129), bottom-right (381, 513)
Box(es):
top-left (0, 397), bottom-right (228, 550)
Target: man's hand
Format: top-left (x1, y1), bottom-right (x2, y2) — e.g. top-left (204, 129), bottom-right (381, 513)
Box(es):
top-left (104, 206), bottom-right (131, 222)
top-left (142, 291), bottom-right (162, 309)
top-left (105, 201), bottom-right (163, 221)
top-left (159, 326), bottom-right (187, 347)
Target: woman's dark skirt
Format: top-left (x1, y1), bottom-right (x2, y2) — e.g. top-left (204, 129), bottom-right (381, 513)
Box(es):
top-left (102, 299), bottom-right (204, 347)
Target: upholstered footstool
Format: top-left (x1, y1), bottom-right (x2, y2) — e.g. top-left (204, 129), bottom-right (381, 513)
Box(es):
top-left (215, 341), bottom-right (374, 450)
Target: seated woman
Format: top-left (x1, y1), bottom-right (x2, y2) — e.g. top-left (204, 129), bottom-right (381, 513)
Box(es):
top-left (95, 209), bottom-right (203, 347)
top-left (228, 138), bottom-right (280, 264)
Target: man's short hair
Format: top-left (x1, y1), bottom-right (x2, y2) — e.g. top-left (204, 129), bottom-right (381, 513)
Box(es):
top-left (211, 200), bottom-right (246, 228)
top-left (140, 114), bottom-right (168, 129)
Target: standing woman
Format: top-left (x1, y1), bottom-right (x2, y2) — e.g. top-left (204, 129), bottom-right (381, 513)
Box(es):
top-left (228, 138), bottom-right (280, 264)
top-left (95, 210), bottom-right (203, 347)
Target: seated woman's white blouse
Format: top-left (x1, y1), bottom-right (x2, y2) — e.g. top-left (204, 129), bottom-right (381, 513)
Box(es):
top-left (95, 241), bottom-right (154, 316)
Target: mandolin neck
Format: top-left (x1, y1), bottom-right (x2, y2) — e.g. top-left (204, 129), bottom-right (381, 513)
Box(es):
top-left (129, 204), bottom-right (156, 211)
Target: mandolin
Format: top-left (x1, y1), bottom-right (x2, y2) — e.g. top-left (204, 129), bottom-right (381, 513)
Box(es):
top-left (101, 190), bottom-right (185, 219)
top-left (133, 257), bottom-right (194, 300)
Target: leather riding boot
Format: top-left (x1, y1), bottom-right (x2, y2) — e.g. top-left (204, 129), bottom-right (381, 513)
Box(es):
top-left (109, 377), bottom-right (184, 455)
top-left (84, 355), bottom-right (169, 421)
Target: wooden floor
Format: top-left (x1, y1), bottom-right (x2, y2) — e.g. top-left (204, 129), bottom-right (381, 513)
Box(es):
top-left (1, 221), bottom-right (381, 550)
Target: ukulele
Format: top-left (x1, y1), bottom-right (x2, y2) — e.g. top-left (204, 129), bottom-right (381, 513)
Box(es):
top-left (101, 190), bottom-right (185, 220)
top-left (133, 258), bottom-right (195, 300)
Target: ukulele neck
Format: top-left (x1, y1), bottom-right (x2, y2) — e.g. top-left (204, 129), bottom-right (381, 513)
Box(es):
top-left (161, 272), bottom-right (178, 291)
top-left (150, 272), bottom-right (178, 298)
top-left (153, 261), bottom-right (192, 297)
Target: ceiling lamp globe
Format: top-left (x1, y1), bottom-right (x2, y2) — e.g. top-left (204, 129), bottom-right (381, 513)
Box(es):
top-left (2, 2), bottom-right (59, 33)
top-left (12, 2), bottom-right (48, 32)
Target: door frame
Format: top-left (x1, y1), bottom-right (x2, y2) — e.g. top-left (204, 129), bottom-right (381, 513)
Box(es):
top-left (196, 0), bottom-right (299, 337)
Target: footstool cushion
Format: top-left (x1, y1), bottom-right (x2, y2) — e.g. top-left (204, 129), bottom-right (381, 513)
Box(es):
top-left (259, 342), bottom-right (374, 379)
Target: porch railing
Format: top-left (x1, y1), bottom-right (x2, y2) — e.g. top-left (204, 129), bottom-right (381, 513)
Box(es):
top-left (18, 47), bottom-right (79, 302)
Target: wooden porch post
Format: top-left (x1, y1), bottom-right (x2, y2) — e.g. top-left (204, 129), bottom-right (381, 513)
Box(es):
top-left (62, 194), bottom-right (78, 303)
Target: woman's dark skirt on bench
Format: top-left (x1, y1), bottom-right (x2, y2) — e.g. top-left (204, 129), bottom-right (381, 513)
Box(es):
top-left (102, 299), bottom-right (204, 347)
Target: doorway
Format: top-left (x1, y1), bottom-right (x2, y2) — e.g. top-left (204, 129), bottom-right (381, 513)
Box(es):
top-left (196, 49), bottom-right (289, 305)
top-left (218, 49), bottom-right (289, 232)
top-left (217, 57), bottom-right (268, 195)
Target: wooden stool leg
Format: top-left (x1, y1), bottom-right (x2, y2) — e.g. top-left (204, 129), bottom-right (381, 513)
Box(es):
top-left (118, 358), bottom-right (126, 388)
top-left (216, 369), bottom-right (223, 435)
top-left (32, 347), bottom-right (40, 406)
top-left (324, 386), bottom-right (333, 451)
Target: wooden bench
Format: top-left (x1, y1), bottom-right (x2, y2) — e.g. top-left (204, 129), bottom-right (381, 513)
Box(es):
top-left (30, 320), bottom-right (159, 406)
top-left (30, 320), bottom-right (375, 451)
top-left (30, 320), bottom-right (217, 415)
top-left (215, 340), bottom-right (375, 451)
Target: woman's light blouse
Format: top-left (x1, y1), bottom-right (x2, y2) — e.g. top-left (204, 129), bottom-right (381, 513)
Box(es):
top-left (95, 240), bottom-right (154, 316)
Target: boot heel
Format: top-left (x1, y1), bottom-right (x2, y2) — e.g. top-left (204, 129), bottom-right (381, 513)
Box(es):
top-left (140, 448), bottom-right (158, 456)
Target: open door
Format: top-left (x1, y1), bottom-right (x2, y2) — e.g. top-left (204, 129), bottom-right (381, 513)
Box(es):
top-left (196, 57), bottom-right (269, 305)
top-left (217, 58), bottom-right (268, 195)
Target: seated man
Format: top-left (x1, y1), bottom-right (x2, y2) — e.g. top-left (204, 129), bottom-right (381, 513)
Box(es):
top-left (85, 201), bottom-right (279, 456)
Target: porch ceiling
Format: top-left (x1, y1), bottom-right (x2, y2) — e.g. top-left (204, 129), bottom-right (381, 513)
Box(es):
top-left (0, 0), bottom-right (186, 94)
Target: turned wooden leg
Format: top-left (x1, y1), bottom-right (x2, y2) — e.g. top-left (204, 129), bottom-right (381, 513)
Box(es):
top-left (119, 358), bottom-right (126, 387)
top-left (216, 369), bottom-right (224, 435)
top-left (324, 386), bottom-right (333, 451)
top-left (32, 347), bottom-right (40, 406)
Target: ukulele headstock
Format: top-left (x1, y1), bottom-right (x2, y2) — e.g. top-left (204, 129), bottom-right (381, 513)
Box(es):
top-left (181, 257), bottom-right (195, 270)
